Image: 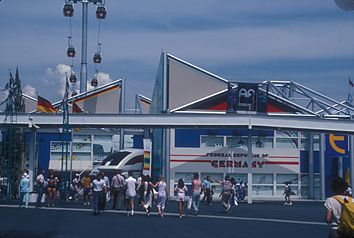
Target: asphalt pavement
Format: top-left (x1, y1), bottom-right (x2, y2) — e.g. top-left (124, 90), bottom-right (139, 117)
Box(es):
top-left (0, 199), bottom-right (329, 238)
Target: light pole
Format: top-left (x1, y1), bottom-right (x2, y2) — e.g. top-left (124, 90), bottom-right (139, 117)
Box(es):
top-left (63, 0), bottom-right (106, 93)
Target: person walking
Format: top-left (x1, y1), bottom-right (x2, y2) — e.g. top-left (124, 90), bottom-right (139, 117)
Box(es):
top-left (81, 173), bottom-right (91, 206)
top-left (46, 169), bottom-right (58, 207)
top-left (143, 175), bottom-right (153, 216)
top-left (191, 173), bottom-right (202, 216)
top-left (175, 178), bottom-right (188, 218)
top-left (219, 175), bottom-right (233, 214)
top-left (100, 172), bottom-right (110, 211)
top-left (125, 171), bottom-right (137, 216)
top-left (19, 173), bottom-right (30, 208)
top-left (324, 177), bottom-right (352, 238)
top-left (92, 173), bottom-right (106, 216)
top-left (202, 176), bottom-right (212, 205)
top-left (36, 170), bottom-right (46, 208)
top-left (152, 176), bottom-right (168, 217)
top-left (283, 182), bottom-right (292, 205)
top-left (111, 172), bottom-right (125, 210)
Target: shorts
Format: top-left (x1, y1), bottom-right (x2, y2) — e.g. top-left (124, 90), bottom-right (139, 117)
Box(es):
top-left (126, 195), bottom-right (135, 200)
top-left (47, 185), bottom-right (56, 189)
top-left (177, 193), bottom-right (185, 201)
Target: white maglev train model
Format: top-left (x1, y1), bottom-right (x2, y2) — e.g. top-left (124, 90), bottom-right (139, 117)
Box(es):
top-left (97, 149), bottom-right (144, 176)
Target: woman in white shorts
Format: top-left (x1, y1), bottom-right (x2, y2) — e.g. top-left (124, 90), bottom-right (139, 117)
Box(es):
top-left (174, 178), bottom-right (188, 218)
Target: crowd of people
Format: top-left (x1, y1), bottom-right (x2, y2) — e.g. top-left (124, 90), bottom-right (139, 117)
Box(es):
top-left (27, 170), bottom-right (253, 218)
top-left (17, 169), bottom-right (354, 237)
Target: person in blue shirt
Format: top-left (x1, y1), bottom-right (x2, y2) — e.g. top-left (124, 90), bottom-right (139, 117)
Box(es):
top-left (19, 173), bottom-right (30, 208)
top-left (201, 176), bottom-right (212, 205)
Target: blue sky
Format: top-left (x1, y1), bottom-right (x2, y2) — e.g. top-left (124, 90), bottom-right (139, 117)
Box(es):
top-left (1, 0), bottom-right (354, 109)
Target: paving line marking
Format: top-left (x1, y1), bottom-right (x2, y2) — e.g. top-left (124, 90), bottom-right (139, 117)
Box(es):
top-left (0, 204), bottom-right (327, 226)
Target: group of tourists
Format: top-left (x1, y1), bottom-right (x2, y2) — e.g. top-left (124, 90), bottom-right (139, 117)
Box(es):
top-left (22, 170), bottom-right (249, 217)
top-left (19, 169), bottom-right (354, 237)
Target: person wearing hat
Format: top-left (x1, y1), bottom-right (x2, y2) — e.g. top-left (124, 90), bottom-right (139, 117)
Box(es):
top-left (19, 173), bottom-right (30, 208)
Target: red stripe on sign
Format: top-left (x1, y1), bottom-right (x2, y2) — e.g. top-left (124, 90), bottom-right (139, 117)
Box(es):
top-left (170, 160), bottom-right (211, 163)
top-left (265, 161), bottom-right (299, 165)
top-left (268, 156), bottom-right (299, 159)
top-left (170, 154), bottom-right (206, 157)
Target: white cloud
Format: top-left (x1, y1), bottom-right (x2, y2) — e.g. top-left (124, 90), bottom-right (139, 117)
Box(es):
top-left (87, 72), bottom-right (113, 91)
top-left (22, 84), bottom-right (37, 98)
top-left (45, 64), bottom-right (72, 98)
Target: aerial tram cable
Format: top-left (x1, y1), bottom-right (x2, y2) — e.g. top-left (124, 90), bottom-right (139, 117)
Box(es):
top-left (64, 2), bottom-right (78, 86)
top-left (91, 1), bottom-right (106, 87)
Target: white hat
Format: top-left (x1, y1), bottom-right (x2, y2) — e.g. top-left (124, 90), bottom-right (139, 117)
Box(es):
top-left (23, 173), bottom-right (29, 178)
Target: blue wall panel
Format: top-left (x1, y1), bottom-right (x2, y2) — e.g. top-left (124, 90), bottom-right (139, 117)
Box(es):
top-left (37, 132), bottom-right (63, 175)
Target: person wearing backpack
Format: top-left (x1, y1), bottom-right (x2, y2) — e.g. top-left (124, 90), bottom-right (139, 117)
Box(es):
top-left (324, 177), bottom-right (354, 238)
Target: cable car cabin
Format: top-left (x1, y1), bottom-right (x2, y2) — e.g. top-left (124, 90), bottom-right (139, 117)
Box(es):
top-left (71, 91), bottom-right (78, 97)
top-left (63, 3), bottom-right (74, 17)
top-left (69, 74), bottom-right (77, 83)
top-left (96, 6), bottom-right (107, 19)
top-left (67, 47), bottom-right (76, 57)
top-left (97, 149), bottom-right (144, 178)
top-left (93, 53), bottom-right (102, 64)
top-left (91, 77), bottom-right (98, 87)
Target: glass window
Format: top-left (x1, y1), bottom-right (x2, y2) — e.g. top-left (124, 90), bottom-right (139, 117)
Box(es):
top-left (174, 172), bottom-right (195, 184)
top-left (226, 136), bottom-right (247, 148)
top-left (300, 135), bottom-right (319, 151)
top-left (73, 142), bottom-right (91, 153)
top-left (276, 131), bottom-right (298, 138)
top-left (226, 173), bottom-right (248, 183)
top-left (276, 185), bottom-right (298, 196)
top-left (276, 174), bottom-right (298, 185)
top-left (253, 174), bottom-right (273, 185)
top-left (253, 137), bottom-right (274, 148)
top-left (201, 136), bottom-right (224, 148)
top-left (301, 174), bottom-right (309, 186)
top-left (276, 138), bottom-right (298, 149)
top-left (252, 186), bottom-right (273, 196)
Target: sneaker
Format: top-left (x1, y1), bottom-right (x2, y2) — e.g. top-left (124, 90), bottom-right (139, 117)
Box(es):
top-left (283, 203), bottom-right (288, 206)
top-left (131, 210), bottom-right (134, 216)
top-left (194, 211), bottom-right (198, 216)
top-left (179, 215), bottom-right (182, 218)
top-left (289, 202), bottom-right (293, 205)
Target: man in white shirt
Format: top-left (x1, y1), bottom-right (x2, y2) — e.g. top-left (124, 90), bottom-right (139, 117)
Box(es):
top-left (125, 171), bottom-right (137, 216)
top-left (36, 170), bottom-right (46, 208)
top-left (100, 172), bottom-right (110, 211)
top-left (92, 173), bottom-right (106, 216)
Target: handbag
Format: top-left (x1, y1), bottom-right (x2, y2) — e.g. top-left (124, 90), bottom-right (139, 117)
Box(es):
top-left (187, 197), bottom-right (192, 209)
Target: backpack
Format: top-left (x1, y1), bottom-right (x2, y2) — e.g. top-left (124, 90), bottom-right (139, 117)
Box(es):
top-left (333, 196), bottom-right (354, 237)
